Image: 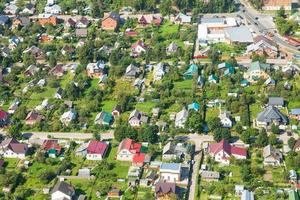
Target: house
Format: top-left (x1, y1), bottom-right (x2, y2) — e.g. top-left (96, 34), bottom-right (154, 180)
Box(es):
top-left (61, 45), bottom-right (75, 56)
top-left (21, 3), bottom-right (36, 15)
top-left (208, 139), bottom-right (247, 165)
top-left (0, 109), bottom-right (9, 127)
top-left (4, 3), bottom-right (18, 15)
top-left (256, 106), bottom-right (288, 128)
top-left (101, 12), bottom-right (120, 31)
top-left (133, 78), bottom-right (145, 90)
top-left (60, 110), bottom-right (77, 125)
top-left (24, 65), bottom-right (39, 77)
top-left (293, 139), bottom-right (300, 151)
top-left (138, 14), bottom-right (163, 26)
top-left (133, 153), bottom-right (150, 167)
top-left (50, 64), bottom-right (65, 77)
top-left (263, 145), bottom-right (282, 166)
top-left (200, 170), bottom-right (220, 181)
top-left (112, 105), bottom-right (122, 117)
top-left (241, 190), bottom-right (255, 200)
top-left (289, 190), bottom-right (300, 200)
top-left (153, 62), bottom-right (166, 81)
top-left (235, 185), bottom-right (244, 196)
top-left (76, 17), bottom-right (90, 28)
top-left (0, 15), bottom-right (9, 26)
top-left (116, 138), bottom-right (142, 161)
top-left (243, 61), bottom-right (270, 82)
top-left (51, 181), bottom-right (75, 200)
top-left (86, 140), bottom-right (109, 160)
top-left (9, 36), bottom-right (22, 49)
top-left (128, 109), bottom-right (148, 127)
top-left (218, 112), bottom-right (233, 128)
top-left (8, 99), bottom-right (20, 114)
top-left (54, 88), bottom-right (64, 99)
top-left (12, 17), bottom-right (30, 28)
top-left (86, 61), bottom-right (105, 78)
top-left (162, 142), bottom-right (189, 161)
top-left (75, 142), bottom-right (89, 157)
top-left (264, 77), bottom-right (276, 86)
top-left (174, 13), bottom-right (191, 24)
top-left (197, 17), bottom-right (237, 44)
top-left (124, 64), bottom-right (140, 78)
top-left (44, 4), bottom-right (62, 14)
top-left (131, 40), bottom-right (147, 57)
top-left (262, 0), bottom-right (292, 10)
top-left (159, 163), bottom-right (182, 182)
top-left (188, 102), bottom-right (200, 112)
top-left (38, 14), bottom-right (58, 26)
top-left (108, 188), bottom-right (121, 198)
top-left (0, 138), bottom-right (28, 159)
top-left (208, 74), bottom-right (218, 84)
top-left (166, 42), bottom-right (179, 54)
top-left (75, 28), bottom-right (88, 37)
top-left (155, 182), bottom-right (178, 199)
top-left (268, 97), bottom-right (284, 108)
top-left (175, 109), bottom-right (189, 128)
top-left (290, 108), bottom-right (300, 121)
top-left (183, 64), bottom-right (198, 79)
top-left (246, 35), bottom-right (278, 58)
top-left (23, 46), bottom-right (44, 59)
top-left (25, 111), bottom-right (44, 125)
top-left (94, 111), bottom-right (113, 126)
top-left (41, 140), bottom-right (62, 158)
top-left (224, 26), bottom-right (253, 44)
top-left (289, 170), bottom-right (297, 183)
top-left (65, 18), bottom-right (76, 28)
top-left (127, 166), bottom-right (142, 184)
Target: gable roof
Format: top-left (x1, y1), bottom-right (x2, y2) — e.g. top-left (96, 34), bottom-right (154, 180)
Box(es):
top-left (209, 139), bottom-right (247, 157)
top-left (263, 144), bottom-right (282, 160)
top-left (257, 106), bottom-right (288, 123)
top-left (87, 140), bottom-right (108, 155)
top-left (42, 140), bottom-right (61, 152)
top-left (118, 138), bottom-right (141, 154)
top-left (291, 108), bottom-right (300, 115)
top-left (268, 97), bottom-right (284, 106)
top-left (155, 182), bottom-right (176, 195)
top-left (0, 138), bottom-right (27, 154)
top-left (51, 181), bottom-right (74, 196)
top-left (0, 109), bottom-right (8, 121)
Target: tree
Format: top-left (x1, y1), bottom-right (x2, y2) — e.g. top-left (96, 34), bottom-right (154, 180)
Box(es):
top-left (114, 123), bottom-right (137, 142)
top-left (271, 124), bottom-right (280, 134)
top-left (160, 0), bottom-right (172, 16)
top-left (276, 6), bottom-right (285, 18)
top-left (48, 53), bottom-right (57, 68)
top-left (186, 111), bottom-right (203, 132)
top-left (208, 117), bottom-right (222, 131)
top-left (241, 131), bottom-right (251, 144)
top-left (213, 128), bottom-right (231, 142)
top-left (8, 122), bottom-right (22, 139)
top-left (256, 129), bottom-right (268, 147)
top-left (138, 125), bottom-right (158, 143)
top-left (268, 134), bottom-right (277, 146)
top-left (288, 137), bottom-right (296, 150)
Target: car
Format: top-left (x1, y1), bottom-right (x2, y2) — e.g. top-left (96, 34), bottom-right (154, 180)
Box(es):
top-left (254, 22), bottom-right (258, 25)
top-left (242, 9), bottom-right (245, 12)
top-left (255, 17), bottom-right (259, 20)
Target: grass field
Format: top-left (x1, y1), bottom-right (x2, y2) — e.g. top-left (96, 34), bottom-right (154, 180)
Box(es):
top-left (174, 80), bottom-right (193, 90)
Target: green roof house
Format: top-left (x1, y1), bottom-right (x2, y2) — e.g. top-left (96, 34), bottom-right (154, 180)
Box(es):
top-left (188, 102), bottom-right (200, 111)
top-left (94, 111), bottom-right (113, 126)
top-left (183, 64), bottom-right (198, 79)
top-left (208, 74), bottom-right (218, 84)
top-left (289, 190), bottom-right (300, 200)
top-left (244, 61), bottom-right (270, 82)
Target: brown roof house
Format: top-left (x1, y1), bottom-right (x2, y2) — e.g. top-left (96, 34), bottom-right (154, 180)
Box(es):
top-left (155, 182), bottom-right (178, 199)
top-left (101, 12), bottom-right (120, 31)
top-left (75, 28), bottom-right (88, 38)
top-left (262, 0), bottom-right (292, 10)
top-left (25, 111), bottom-right (44, 125)
top-left (38, 14), bottom-right (58, 26)
top-left (293, 139), bottom-right (300, 152)
top-left (0, 138), bottom-right (28, 159)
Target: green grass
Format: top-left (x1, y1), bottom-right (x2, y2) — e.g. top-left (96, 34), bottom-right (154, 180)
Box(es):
top-left (101, 100), bottom-right (117, 112)
top-left (4, 158), bottom-right (19, 171)
top-left (174, 80), bottom-right (193, 90)
top-left (160, 21), bottom-right (179, 38)
top-left (135, 101), bottom-right (157, 114)
top-left (250, 104), bottom-right (262, 121)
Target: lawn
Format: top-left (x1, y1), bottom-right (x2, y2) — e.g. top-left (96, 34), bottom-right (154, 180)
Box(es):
top-left (4, 158), bottom-right (19, 171)
top-left (160, 21), bottom-right (179, 38)
top-left (101, 100), bottom-right (117, 112)
top-left (174, 80), bottom-right (193, 90)
top-left (250, 104), bottom-right (262, 120)
top-left (205, 107), bottom-right (219, 120)
top-left (135, 101), bottom-right (157, 114)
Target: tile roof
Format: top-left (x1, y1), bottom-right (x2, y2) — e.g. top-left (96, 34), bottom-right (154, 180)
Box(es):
top-left (51, 181), bottom-right (74, 196)
top-left (118, 138), bottom-right (142, 154)
top-left (209, 139), bottom-right (247, 157)
top-left (155, 182), bottom-right (176, 194)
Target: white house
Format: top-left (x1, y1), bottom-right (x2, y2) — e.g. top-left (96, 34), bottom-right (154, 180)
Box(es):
top-left (153, 62), bottom-right (166, 81)
top-left (218, 112), bottom-right (232, 128)
top-left (159, 163), bottom-right (182, 182)
top-left (44, 4), bottom-right (62, 14)
top-left (116, 138), bottom-right (142, 162)
top-left (0, 138), bottom-right (28, 159)
top-left (174, 13), bottom-right (191, 24)
top-left (51, 181), bottom-right (75, 200)
top-left (175, 109), bottom-right (188, 128)
top-left (60, 110), bottom-right (76, 125)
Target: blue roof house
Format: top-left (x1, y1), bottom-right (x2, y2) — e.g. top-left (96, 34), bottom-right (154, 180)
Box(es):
top-left (183, 64), bottom-right (198, 79)
top-left (188, 102), bottom-right (200, 111)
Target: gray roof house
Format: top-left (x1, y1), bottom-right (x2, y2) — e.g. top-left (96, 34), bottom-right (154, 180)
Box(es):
top-left (128, 109), bottom-right (148, 127)
top-left (224, 26), bottom-right (254, 44)
top-left (0, 15), bottom-right (9, 26)
top-left (263, 145), bottom-right (282, 166)
top-left (200, 170), bottom-right (220, 181)
top-left (51, 181), bottom-right (75, 200)
top-left (268, 97), bottom-right (284, 108)
top-left (124, 64), bottom-right (140, 78)
top-left (256, 106), bottom-right (288, 128)
top-left (162, 142), bottom-right (189, 161)
top-left (241, 190), bottom-right (255, 200)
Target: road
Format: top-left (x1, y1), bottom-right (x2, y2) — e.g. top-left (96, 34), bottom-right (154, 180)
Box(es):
top-left (238, 0), bottom-right (300, 55)
top-left (177, 134), bottom-right (214, 200)
top-left (1, 130), bottom-right (114, 140)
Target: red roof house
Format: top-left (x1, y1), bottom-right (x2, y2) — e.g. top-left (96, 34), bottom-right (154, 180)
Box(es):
top-left (41, 139), bottom-right (62, 157)
top-left (0, 109), bottom-right (9, 127)
top-left (133, 153), bottom-right (145, 167)
top-left (50, 64), bottom-right (65, 77)
top-left (131, 40), bottom-right (147, 57)
top-left (86, 140), bottom-right (109, 160)
top-left (25, 111), bottom-right (44, 125)
top-left (117, 138), bottom-right (142, 161)
top-left (208, 139), bottom-right (247, 165)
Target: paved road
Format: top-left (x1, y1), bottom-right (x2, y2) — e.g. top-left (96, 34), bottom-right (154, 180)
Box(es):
top-left (238, 0), bottom-right (300, 55)
top-left (16, 131), bottom-right (114, 140)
